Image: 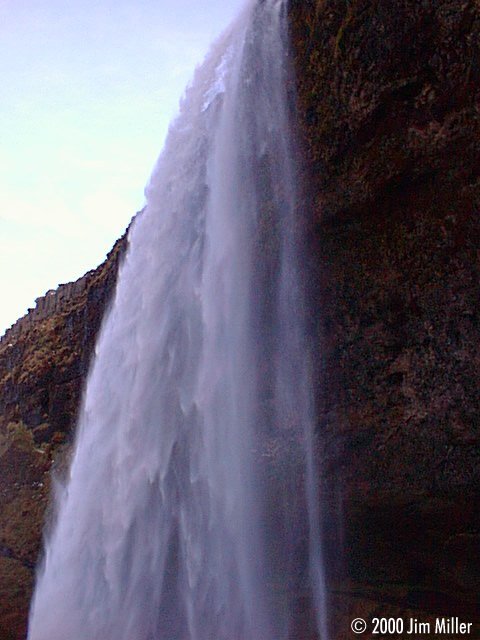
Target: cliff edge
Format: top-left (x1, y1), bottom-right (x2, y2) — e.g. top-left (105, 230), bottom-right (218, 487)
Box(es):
top-left (0, 230), bottom-right (128, 640)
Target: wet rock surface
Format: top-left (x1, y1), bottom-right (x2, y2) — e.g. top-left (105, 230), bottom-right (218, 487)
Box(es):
top-left (288, 0), bottom-right (480, 634)
top-left (0, 232), bottom-right (127, 639)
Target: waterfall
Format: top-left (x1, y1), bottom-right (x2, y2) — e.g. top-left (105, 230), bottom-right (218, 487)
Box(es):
top-left (28, 1), bottom-right (328, 638)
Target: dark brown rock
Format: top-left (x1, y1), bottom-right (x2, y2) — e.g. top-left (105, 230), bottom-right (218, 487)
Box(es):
top-left (288, 0), bottom-right (480, 634)
top-left (0, 228), bottom-right (129, 639)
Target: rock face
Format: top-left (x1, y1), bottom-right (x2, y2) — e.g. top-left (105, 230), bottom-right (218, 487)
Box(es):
top-left (288, 0), bottom-right (480, 635)
top-left (1, 1), bottom-right (480, 637)
top-left (0, 232), bottom-right (128, 640)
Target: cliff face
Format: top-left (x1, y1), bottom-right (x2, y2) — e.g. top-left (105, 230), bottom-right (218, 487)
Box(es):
top-left (0, 232), bottom-right (127, 640)
top-left (288, 0), bottom-right (480, 634)
top-left (1, 1), bottom-right (480, 638)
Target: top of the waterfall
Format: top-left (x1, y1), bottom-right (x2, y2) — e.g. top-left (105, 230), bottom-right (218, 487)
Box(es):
top-left (201, 42), bottom-right (237, 112)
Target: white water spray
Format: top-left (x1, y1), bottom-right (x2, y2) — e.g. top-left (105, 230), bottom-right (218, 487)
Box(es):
top-left (28, 2), bottom-right (328, 638)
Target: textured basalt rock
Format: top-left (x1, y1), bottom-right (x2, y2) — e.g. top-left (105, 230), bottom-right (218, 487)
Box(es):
top-left (0, 231), bottom-right (128, 640)
top-left (288, 0), bottom-right (480, 635)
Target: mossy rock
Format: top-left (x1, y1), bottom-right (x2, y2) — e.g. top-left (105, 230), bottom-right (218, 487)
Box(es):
top-left (0, 557), bottom-right (32, 640)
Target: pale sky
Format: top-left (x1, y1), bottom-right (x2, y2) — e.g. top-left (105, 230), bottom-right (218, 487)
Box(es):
top-left (0, 0), bottom-right (245, 335)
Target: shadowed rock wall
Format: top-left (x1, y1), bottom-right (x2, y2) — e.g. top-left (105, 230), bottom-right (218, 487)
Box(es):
top-left (288, 0), bottom-right (480, 636)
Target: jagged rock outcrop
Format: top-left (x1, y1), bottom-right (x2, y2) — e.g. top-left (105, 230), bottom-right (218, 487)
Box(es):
top-left (1, 1), bottom-right (480, 637)
top-left (0, 230), bottom-right (128, 640)
top-left (288, 0), bottom-right (480, 635)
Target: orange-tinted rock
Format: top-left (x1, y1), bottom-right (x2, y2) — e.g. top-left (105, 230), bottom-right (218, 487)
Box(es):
top-left (0, 229), bottom-right (129, 639)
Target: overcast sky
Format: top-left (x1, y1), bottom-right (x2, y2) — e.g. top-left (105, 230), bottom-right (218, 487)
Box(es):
top-left (0, 0), bottom-right (245, 335)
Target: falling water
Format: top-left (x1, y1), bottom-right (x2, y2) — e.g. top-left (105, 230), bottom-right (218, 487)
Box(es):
top-left (28, 1), bottom-right (328, 639)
